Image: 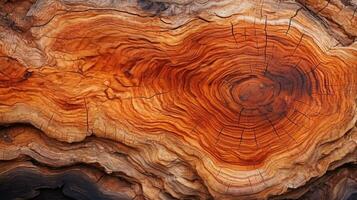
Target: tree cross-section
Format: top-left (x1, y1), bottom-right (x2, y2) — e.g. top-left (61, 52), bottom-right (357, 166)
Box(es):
top-left (0, 0), bottom-right (356, 199)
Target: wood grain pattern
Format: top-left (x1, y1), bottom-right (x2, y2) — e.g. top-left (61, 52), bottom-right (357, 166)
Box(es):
top-left (0, 0), bottom-right (356, 199)
top-left (0, 161), bottom-right (136, 200)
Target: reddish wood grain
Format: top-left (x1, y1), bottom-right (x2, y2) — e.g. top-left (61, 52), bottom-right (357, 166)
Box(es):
top-left (0, 0), bottom-right (356, 199)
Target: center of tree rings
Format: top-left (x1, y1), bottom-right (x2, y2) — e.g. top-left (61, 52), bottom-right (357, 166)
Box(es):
top-left (231, 75), bottom-right (277, 109)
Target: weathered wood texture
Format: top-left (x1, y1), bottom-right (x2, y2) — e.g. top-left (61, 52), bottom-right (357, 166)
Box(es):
top-left (0, 0), bottom-right (356, 199)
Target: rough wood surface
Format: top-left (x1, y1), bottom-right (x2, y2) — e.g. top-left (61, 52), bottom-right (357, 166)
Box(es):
top-left (0, 161), bottom-right (136, 200)
top-left (270, 163), bottom-right (357, 200)
top-left (0, 0), bottom-right (356, 199)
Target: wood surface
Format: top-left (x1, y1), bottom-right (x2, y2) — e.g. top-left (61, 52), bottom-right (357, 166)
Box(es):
top-left (0, 0), bottom-right (356, 199)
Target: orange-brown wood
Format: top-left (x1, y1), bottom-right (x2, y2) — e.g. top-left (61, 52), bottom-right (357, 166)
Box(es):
top-left (0, 0), bottom-right (356, 199)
